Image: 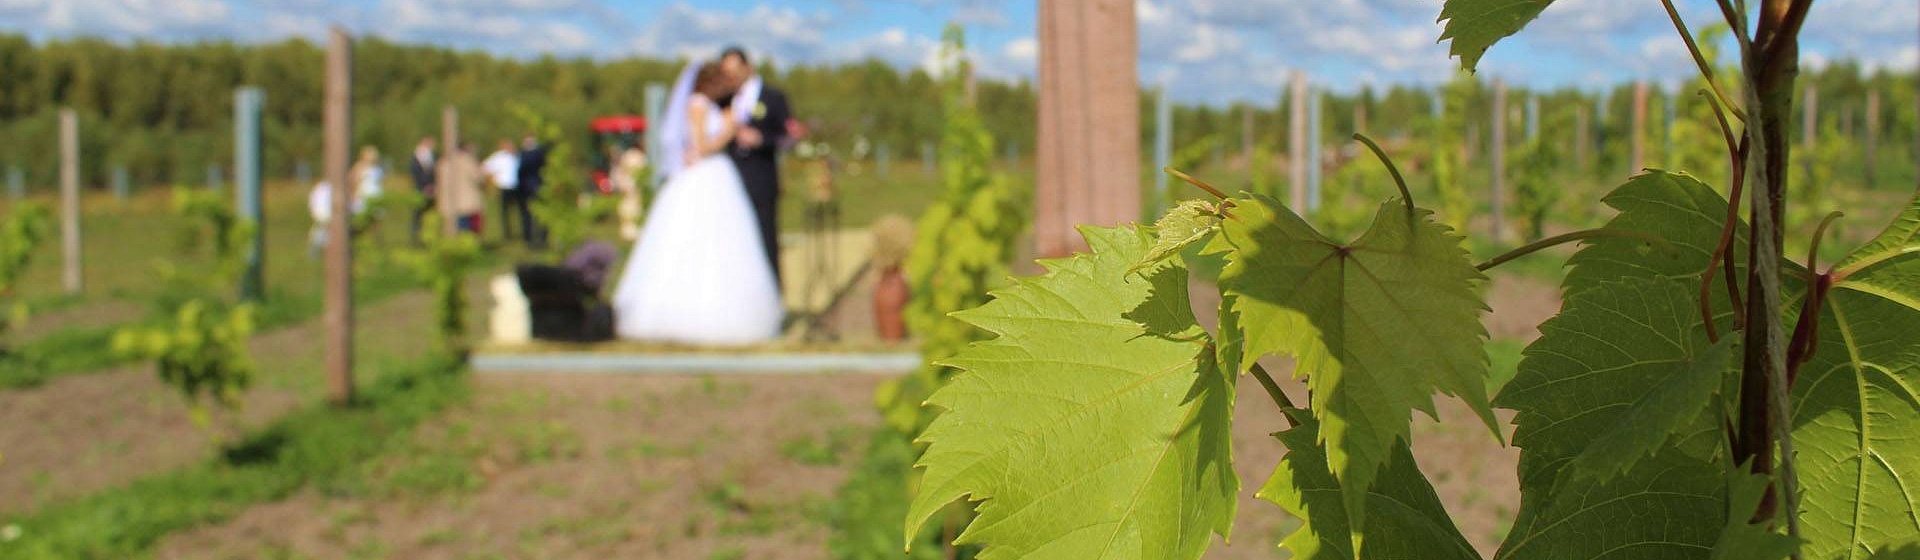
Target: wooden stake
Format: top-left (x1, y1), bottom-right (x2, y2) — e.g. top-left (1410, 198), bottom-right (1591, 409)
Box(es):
top-left (1866, 89), bottom-right (1880, 187)
top-left (1631, 81), bottom-right (1648, 173)
top-left (323, 27), bottom-right (355, 406)
top-left (59, 108), bottom-right (81, 295)
top-left (1575, 104), bottom-right (1592, 171)
top-left (1490, 79), bottom-right (1508, 243)
top-left (1288, 71), bottom-right (1307, 210)
top-left (441, 105), bottom-right (459, 237)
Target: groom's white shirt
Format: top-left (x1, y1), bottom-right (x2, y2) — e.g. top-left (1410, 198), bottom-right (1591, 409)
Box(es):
top-left (731, 76), bottom-right (762, 125)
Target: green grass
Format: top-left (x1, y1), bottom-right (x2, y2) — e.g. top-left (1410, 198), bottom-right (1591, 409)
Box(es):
top-left (0, 260), bottom-right (424, 389)
top-left (0, 355), bottom-right (469, 560)
top-left (826, 429), bottom-right (973, 560)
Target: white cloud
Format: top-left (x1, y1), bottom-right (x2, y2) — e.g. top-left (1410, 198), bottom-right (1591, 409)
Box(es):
top-left (1003, 35), bottom-right (1036, 63)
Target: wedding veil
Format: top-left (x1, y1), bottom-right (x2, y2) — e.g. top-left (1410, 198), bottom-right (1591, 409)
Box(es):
top-left (654, 61), bottom-right (700, 182)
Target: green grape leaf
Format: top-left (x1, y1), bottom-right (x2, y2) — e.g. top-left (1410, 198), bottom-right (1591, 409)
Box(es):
top-left (906, 225), bottom-right (1238, 560)
top-left (1438, 0), bottom-right (1558, 73)
top-left (1259, 413), bottom-right (1481, 560)
top-left (1131, 199), bottom-right (1221, 275)
top-left (1794, 191), bottom-right (1920, 559)
top-left (1496, 445), bottom-right (1731, 559)
top-left (1497, 277), bottom-right (1733, 486)
top-left (1868, 543), bottom-right (1920, 560)
top-left (1709, 464), bottom-right (1800, 560)
top-left (1206, 195), bottom-right (1494, 539)
top-left (1565, 171), bottom-right (1745, 288)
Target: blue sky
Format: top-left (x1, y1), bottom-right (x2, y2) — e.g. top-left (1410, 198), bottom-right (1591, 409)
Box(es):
top-left (2, 0), bottom-right (1914, 105)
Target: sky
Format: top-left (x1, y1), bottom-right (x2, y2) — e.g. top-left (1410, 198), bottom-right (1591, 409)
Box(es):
top-left (1, 0), bottom-right (1915, 105)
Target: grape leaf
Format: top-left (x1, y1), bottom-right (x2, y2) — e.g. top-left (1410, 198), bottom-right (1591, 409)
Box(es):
top-left (1868, 543), bottom-right (1920, 560)
top-left (1496, 445), bottom-right (1732, 559)
top-left (1793, 191), bottom-right (1920, 559)
top-left (905, 225), bottom-right (1238, 560)
top-left (1131, 199), bottom-right (1221, 274)
top-left (1497, 277), bottom-right (1733, 486)
top-left (1564, 171), bottom-right (1745, 288)
top-left (1206, 195), bottom-right (1495, 539)
top-left (1260, 413), bottom-right (1481, 560)
top-left (1709, 464), bottom-right (1800, 560)
top-left (1438, 0), bottom-right (1558, 73)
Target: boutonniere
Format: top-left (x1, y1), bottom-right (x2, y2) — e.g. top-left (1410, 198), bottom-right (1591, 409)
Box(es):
top-left (752, 102), bottom-right (767, 120)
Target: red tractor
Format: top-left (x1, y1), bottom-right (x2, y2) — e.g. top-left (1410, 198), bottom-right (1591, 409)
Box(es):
top-left (588, 115), bottom-right (647, 194)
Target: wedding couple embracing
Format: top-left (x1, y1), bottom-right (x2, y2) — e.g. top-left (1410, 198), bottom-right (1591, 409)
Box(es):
top-left (610, 47), bottom-right (793, 345)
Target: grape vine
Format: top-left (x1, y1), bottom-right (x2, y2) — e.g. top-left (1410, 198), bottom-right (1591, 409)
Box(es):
top-left (905, 1), bottom-right (1920, 558)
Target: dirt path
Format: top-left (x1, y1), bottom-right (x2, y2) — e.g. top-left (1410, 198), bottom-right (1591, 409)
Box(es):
top-left (155, 372), bottom-right (884, 560)
top-left (0, 291), bottom-right (437, 516)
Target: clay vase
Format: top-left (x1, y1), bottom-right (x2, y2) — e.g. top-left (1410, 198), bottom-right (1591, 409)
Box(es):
top-left (873, 265), bottom-right (910, 343)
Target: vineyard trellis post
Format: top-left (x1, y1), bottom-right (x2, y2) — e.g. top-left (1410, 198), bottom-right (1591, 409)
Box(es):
top-left (1802, 82), bottom-right (1817, 189)
top-left (1354, 93), bottom-right (1368, 135)
top-left (1865, 88), bottom-right (1880, 187)
top-left (441, 105), bottom-right (459, 237)
top-left (235, 86), bottom-right (266, 302)
top-left (1525, 94), bottom-right (1540, 143)
top-left (1241, 105), bottom-right (1254, 165)
top-left (1575, 103), bottom-right (1591, 171)
top-left (643, 82), bottom-right (667, 185)
top-left (1289, 70), bottom-right (1307, 210)
top-left (1153, 85), bottom-right (1171, 209)
top-left (323, 26), bottom-right (355, 406)
top-left (1631, 80), bottom-right (1648, 173)
top-left (59, 108), bottom-right (82, 295)
top-left (1663, 87), bottom-right (1677, 168)
top-left (1490, 78), bottom-right (1507, 243)
top-left (1033, 0), bottom-right (1138, 256)
top-left (110, 164), bottom-right (128, 204)
top-left (5, 166), bottom-right (21, 201)
top-left (1306, 86), bottom-right (1323, 212)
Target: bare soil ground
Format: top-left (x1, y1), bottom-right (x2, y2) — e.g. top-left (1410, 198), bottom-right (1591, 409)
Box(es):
top-left (48, 266), bottom-right (1562, 559)
top-left (155, 373), bottom-right (885, 560)
top-left (0, 291), bottom-right (437, 515)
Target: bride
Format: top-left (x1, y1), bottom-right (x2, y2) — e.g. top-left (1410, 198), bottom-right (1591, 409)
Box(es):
top-left (610, 62), bottom-right (783, 344)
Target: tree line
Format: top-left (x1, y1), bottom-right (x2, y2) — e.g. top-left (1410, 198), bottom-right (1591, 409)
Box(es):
top-left (0, 32), bottom-right (1910, 192)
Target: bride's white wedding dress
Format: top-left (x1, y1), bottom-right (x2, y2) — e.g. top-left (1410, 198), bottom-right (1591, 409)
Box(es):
top-left (611, 95), bottom-right (783, 344)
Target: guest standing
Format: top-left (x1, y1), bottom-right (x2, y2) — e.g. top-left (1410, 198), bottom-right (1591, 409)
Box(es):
top-left (436, 142), bottom-right (486, 235)
top-left (482, 139), bottom-right (523, 242)
top-left (407, 137), bottom-right (437, 244)
top-left (515, 135), bottom-right (548, 245)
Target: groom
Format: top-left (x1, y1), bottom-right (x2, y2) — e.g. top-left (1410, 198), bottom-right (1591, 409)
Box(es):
top-left (718, 47), bottom-right (792, 287)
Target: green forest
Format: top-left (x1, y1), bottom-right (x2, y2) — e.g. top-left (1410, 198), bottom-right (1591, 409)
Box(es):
top-left (0, 32), bottom-right (1915, 195)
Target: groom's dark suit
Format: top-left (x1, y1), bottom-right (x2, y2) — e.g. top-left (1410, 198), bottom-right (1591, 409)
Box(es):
top-left (721, 85), bottom-right (791, 284)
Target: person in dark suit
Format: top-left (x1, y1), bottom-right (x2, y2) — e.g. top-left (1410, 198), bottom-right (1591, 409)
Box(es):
top-left (408, 137), bottom-right (436, 244)
top-left (515, 135), bottom-right (548, 245)
top-left (717, 47), bottom-right (792, 286)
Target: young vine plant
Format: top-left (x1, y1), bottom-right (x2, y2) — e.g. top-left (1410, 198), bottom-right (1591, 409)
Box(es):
top-left (905, 1), bottom-right (1920, 558)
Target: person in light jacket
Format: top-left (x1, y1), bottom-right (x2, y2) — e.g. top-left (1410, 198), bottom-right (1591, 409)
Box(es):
top-left (436, 142), bottom-right (486, 235)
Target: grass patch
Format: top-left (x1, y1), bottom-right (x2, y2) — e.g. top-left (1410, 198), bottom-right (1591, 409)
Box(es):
top-left (826, 429), bottom-right (972, 560)
top-left (0, 355), bottom-right (469, 560)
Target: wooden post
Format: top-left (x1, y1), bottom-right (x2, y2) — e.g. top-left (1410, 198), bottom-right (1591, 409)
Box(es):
top-left (1803, 83), bottom-right (1817, 150)
top-left (323, 27), bottom-right (354, 406)
top-left (1575, 104), bottom-right (1591, 171)
top-left (59, 109), bottom-right (82, 295)
top-left (1354, 95), bottom-right (1369, 135)
top-left (235, 86), bottom-right (266, 301)
top-left (1866, 89), bottom-right (1880, 187)
top-left (1490, 79), bottom-right (1508, 243)
top-left (5, 166), bottom-right (21, 201)
top-left (1034, 0), bottom-right (1138, 256)
top-left (1288, 71), bottom-right (1307, 210)
top-left (110, 165), bottom-right (128, 204)
top-left (1631, 81), bottom-right (1648, 173)
top-left (1241, 105), bottom-right (1254, 165)
top-left (1663, 88), bottom-right (1678, 168)
top-left (643, 82), bottom-right (667, 184)
top-left (1307, 88), bottom-right (1323, 212)
top-left (1153, 86), bottom-right (1171, 208)
top-left (440, 105), bottom-right (459, 237)
top-left (1525, 95), bottom-right (1540, 143)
